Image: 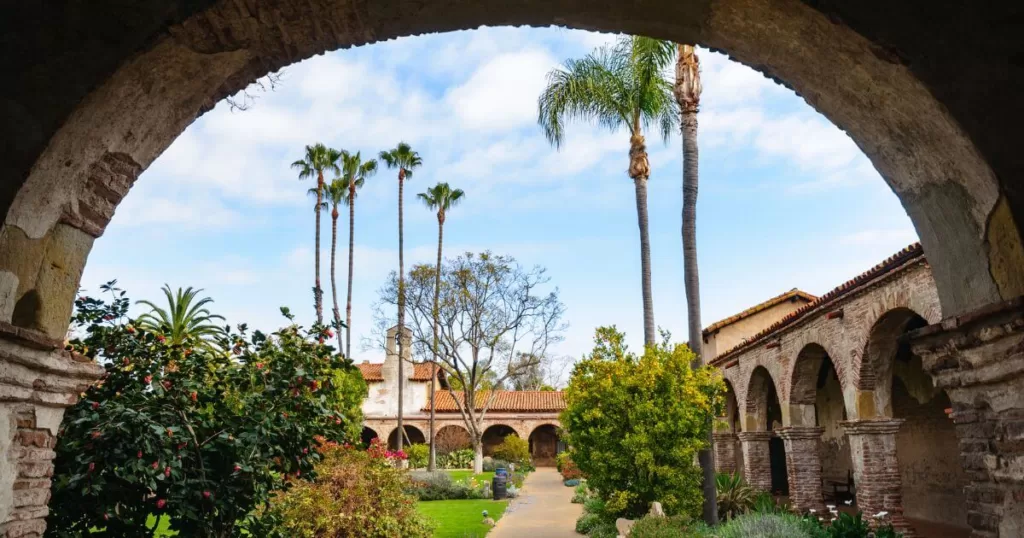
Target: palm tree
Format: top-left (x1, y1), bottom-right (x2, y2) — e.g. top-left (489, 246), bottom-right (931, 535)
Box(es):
top-left (322, 179), bottom-right (347, 351)
top-left (417, 182), bottom-right (465, 471)
top-left (676, 43), bottom-right (717, 525)
top-left (136, 285), bottom-right (225, 349)
top-left (379, 142), bottom-right (423, 451)
top-left (291, 143), bottom-right (343, 325)
top-left (339, 151), bottom-right (378, 358)
top-left (538, 35), bottom-right (677, 347)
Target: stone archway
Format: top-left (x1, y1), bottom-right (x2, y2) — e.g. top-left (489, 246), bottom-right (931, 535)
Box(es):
top-left (713, 379), bottom-right (743, 476)
top-left (740, 366), bottom-right (786, 494)
top-left (388, 425), bottom-right (426, 450)
top-left (481, 424), bottom-right (518, 457)
top-left (5, 2), bottom-right (1024, 535)
top-left (434, 424), bottom-right (472, 455)
top-left (527, 424), bottom-right (561, 467)
top-left (360, 426), bottom-right (379, 447)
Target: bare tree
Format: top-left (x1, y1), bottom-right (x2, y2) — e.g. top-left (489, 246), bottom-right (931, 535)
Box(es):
top-left (370, 252), bottom-right (566, 472)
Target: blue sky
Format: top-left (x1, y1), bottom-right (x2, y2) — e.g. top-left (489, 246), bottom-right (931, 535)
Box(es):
top-left (81, 27), bottom-right (917, 373)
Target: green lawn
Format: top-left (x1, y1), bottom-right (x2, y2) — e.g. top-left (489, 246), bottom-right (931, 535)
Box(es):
top-left (445, 469), bottom-right (495, 484)
top-left (417, 499), bottom-right (509, 538)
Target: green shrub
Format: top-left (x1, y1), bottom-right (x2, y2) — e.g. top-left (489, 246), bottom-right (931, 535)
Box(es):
top-left (49, 284), bottom-right (365, 536)
top-left (493, 436), bottom-right (531, 468)
top-left (439, 448), bottom-right (474, 469)
top-left (587, 522), bottom-right (619, 538)
top-left (406, 443), bottom-right (429, 469)
top-left (716, 473), bottom-right (756, 520)
top-left (826, 512), bottom-right (871, 538)
top-left (716, 512), bottom-right (822, 538)
top-left (561, 327), bottom-right (724, 518)
top-left (576, 513), bottom-right (604, 534)
top-left (406, 471), bottom-right (469, 501)
top-left (510, 471), bottom-right (527, 488)
top-left (556, 451), bottom-right (571, 473)
top-left (267, 443), bottom-right (433, 537)
top-left (571, 481), bottom-right (589, 503)
top-left (628, 515), bottom-right (697, 538)
top-left (483, 457), bottom-right (510, 472)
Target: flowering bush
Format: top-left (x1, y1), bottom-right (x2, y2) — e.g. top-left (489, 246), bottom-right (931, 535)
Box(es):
top-left (493, 435), bottom-right (531, 468)
top-left (558, 453), bottom-right (583, 481)
top-left (266, 442), bottom-right (433, 537)
top-left (48, 284), bottom-right (366, 536)
top-left (560, 327), bottom-right (724, 519)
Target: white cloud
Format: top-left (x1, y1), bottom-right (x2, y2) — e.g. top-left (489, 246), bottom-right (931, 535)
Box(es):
top-left (445, 49), bottom-right (558, 131)
top-left (113, 193), bottom-right (240, 230)
top-left (839, 227), bottom-right (918, 247)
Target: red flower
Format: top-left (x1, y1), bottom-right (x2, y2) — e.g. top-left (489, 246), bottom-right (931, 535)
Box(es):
top-left (255, 362), bottom-right (264, 370)
top-left (137, 450), bottom-right (143, 459)
top-left (88, 462), bottom-right (95, 472)
top-left (152, 461), bottom-right (160, 469)
top-left (126, 325), bottom-right (136, 334)
top-left (202, 491), bottom-right (211, 499)
top-left (144, 375), bottom-right (152, 384)
top-left (190, 391), bottom-right (198, 402)
top-left (156, 334), bottom-right (166, 343)
top-left (282, 412), bottom-right (289, 418)
top-left (91, 401), bottom-right (99, 410)
top-left (156, 499), bottom-right (166, 510)
top-left (162, 380), bottom-right (172, 390)
top-left (325, 329), bottom-right (334, 338)
top-left (164, 466), bottom-right (171, 478)
top-left (90, 430), bottom-right (101, 439)
top-left (233, 465), bottom-right (242, 473)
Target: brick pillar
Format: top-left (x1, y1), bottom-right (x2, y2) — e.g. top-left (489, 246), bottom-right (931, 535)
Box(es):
top-left (737, 431), bottom-right (773, 492)
top-left (842, 419), bottom-right (915, 536)
top-left (713, 432), bottom-right (738, 475)
top-left (911, 297), bottom-right (1024, 538)
top-left (779, 426), bottom-right (825, 514)
top-left (0, 323), bottom-right (103, 537)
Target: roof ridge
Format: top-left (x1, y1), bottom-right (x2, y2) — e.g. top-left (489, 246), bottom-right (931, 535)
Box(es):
top-left (703, 288), bottom-right (818, 334)
top-left (710, 242), bottom-right (924, 365)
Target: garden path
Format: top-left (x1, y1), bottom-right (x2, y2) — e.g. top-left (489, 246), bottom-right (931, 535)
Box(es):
top-left (489, 468), bottom-right (583, 538)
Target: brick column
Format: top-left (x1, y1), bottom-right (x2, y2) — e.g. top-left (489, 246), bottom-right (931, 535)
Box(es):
top-left (737, 431), bottom-right (773, 492)
top-left (0, 323), bottom-right (103, 537)
top-left (842, 419), bottom-right (915, 536)
top-left (712, 432), bottom-right (738, 475)
top-left (911, 297), bottom-right (1024, 538)
top-left (778, 426), bottom-right (825, 514)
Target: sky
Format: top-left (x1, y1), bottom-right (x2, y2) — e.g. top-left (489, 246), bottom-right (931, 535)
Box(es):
top-left (80, 26), bottom-right (918, 374)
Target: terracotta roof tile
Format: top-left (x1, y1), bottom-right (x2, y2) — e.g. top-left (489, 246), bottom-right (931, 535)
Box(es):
top-left (710, 242), bottom-right (924, 366)
top-left (703, 289), bottom-right (817, 335)
top-left (426, 391), bottom-right (566, 413)
top-left (357, 361), bottom-right (438, 382)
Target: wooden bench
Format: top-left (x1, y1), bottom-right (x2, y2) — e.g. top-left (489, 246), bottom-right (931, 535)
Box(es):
top-left (822, 469), bottom-right (854, 504)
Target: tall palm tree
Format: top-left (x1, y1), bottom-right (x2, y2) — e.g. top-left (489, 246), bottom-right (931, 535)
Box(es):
top-left (675, 43), bottom-right (717, 525)
top-left (291, 143), bottom-right (343, 325)
top-left (418, 182), bottom-right (465, 471)
top-left (322, 179), bottom-right (347, 351)
top-left (379, 142), bottom-right (423, 451)
top-left (339, 151), bottom-right (378, 358)
top-left (136, 285), bottom-right (225, 349)
top-left (538, 35), bottom-right (677, 347)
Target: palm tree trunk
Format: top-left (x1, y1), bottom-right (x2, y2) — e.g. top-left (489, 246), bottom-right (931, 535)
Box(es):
top-left (397, 169), bottom-right (406, 451)
top-left (629, 133), bottom-right (656, 347)
top-left (330, 209), bottom-right (342, 352)
top-left (346, 184), bottom-right (356, 359)
top-left (314, 173), bottom-right (324, 325)
top-left (429, 212), bottom-right (444, 472)
top-left (683, 108), bottom-right (718, 525)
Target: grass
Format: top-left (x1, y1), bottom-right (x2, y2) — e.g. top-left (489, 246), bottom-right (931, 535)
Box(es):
top-left (446, 469), bottom-right (496, 484)
top-left (416, 499), bottom-right (509, 538)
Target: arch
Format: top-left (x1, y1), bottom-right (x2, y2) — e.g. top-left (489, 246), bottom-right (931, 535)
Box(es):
top-left (481, 424), bottom-right (518, 457)
top-left (3, 2), bottom-right (1022, 351)
top-left (360, 426), bottom-right (379, 448)
top-left (434, 424), bottom-right (472, 455)
top-left (859, 308), bottom-right (930, 418)
top-left (744, 366), bottom-right (783, 432)
top-left (388, 425), bottom-right (426, 450)
top-left (527, 424), bottom-right (562, 467)
top-left (788, 343), bottom-right (852, 426)
top-left (723, 379), bottom-right (740, 433)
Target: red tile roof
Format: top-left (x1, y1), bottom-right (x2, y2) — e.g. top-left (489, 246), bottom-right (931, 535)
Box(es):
top-left (703, 288), bottom-right (817, 335)
top-left (425, 390), bottom-right (566, 413)
top-left (709, 243), bottom-right (925, 366)
top-left (357, 361), bottom-right (438, 382)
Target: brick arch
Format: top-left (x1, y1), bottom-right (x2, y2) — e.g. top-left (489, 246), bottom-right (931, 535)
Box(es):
top-left (744, 366), bottom-right (783, 432)
top-left (787, 342), bottom-right (852, 427)
top-left (858, 307), bottom-right (931, 418)
top-left (722, 379), bottom-right (740, 433)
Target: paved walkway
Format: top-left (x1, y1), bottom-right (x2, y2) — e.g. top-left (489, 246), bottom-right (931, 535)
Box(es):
top-left (490, 468), bottom-right (583, 538)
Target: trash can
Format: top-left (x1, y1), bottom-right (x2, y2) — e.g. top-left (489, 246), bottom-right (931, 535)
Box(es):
top-left (492, 470), bottom-right (508, 500)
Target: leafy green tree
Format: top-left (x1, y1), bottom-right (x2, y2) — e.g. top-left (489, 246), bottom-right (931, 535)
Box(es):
top-left (378, 142), bottom-right (423, 451)
top-left (339, 151), bottom-right (378, 358)
top-left (50, 283), bottom-right (365, 537)
top-left (292, 143), bottom-right (343, 324)
top-left (561, 327), bottom-right (724, 519)
top-left (136, 285), bottom-right (225, 350)
top-left (538, 36), bottom-right (677, 347)
top-left (417, 182), bottom-right (465, 471)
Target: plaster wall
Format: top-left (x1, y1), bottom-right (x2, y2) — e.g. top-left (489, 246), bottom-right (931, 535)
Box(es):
top-left (704, 300), bottom-right (808, 363)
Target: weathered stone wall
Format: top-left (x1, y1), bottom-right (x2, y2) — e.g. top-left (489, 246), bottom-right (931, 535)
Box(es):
top-left (817, 369), bottom-right (852, 483)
